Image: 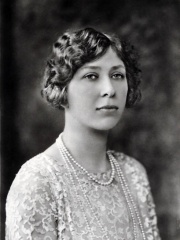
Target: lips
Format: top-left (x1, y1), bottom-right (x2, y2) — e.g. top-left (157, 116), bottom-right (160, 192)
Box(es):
top-left (96, 105), bottom-right (119, 110)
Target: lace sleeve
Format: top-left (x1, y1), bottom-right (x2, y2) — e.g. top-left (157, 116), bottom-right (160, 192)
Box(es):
top-left (6, 159), bottom-right (58, 240)
top-left (130, 158), bottom-right (161, 240)
top-left (146, 183), bottom-right (161, 240)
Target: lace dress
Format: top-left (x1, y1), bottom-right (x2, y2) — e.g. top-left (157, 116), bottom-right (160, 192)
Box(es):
top-left (6, 148), bottom-right (161, 240)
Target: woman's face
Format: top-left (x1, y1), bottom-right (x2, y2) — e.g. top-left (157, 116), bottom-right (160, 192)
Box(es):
top-left (65, 47), bottom-right (128, 131)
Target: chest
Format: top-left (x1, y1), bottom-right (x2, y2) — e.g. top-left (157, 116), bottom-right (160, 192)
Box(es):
top-left (54, 171), bottom-right (147, 240)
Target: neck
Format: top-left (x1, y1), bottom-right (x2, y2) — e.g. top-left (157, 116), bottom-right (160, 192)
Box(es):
top-left (62, 123), bottom-right (109, 172)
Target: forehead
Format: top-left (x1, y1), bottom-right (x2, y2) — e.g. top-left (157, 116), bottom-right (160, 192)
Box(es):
top-left (81, 47), bottom-right (125, 70)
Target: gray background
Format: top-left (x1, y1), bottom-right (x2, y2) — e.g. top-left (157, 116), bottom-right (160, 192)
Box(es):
top-left (1, 0), bottom-right (180, 239)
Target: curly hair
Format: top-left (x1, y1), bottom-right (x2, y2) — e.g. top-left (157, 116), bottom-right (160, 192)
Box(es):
top-left (41, 27), bottom-right (141, 109)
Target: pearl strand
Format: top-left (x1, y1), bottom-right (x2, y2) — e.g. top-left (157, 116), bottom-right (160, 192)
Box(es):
top-left (57, 134), bottom-right (147, 240)
top-left (109, 152), bottom-right (147, 240)
top-left (59, 133), bottom-right (115, 186)
top-left (58, 144), bottom-right (94, 240)
top-left (57, 138), bottom-right (110, 240)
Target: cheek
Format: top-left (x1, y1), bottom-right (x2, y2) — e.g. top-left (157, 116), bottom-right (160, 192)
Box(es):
top-left (67, 88), bottom-right (89, 110)
top-left (124, 84), bottom-right (128, 98)
top-left (117, 82), bottom-right (128, 100)
top-left (68, 84), bottom-right (96, 104)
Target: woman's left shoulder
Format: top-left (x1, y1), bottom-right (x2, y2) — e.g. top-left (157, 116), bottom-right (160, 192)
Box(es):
top-left (110, 150), bottom-right (148, 181)
top-left (111, 151), bottom-right (151, 204)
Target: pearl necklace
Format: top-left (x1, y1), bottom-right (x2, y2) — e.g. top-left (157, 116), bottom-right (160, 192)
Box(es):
top-left (57, 137), bottom-right (109, 240)
top-left (110, 154), bottom-right (147, 240)
top-left (58, 134), bottom-right (115, 186)
top-left (58, 144), bottom-right (94, 239)
top-left (56, 134), bottom-right (147, 240)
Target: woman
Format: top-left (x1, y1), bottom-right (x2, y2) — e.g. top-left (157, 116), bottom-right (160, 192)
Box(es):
top-left (6, 27), bottom-right (161, 240)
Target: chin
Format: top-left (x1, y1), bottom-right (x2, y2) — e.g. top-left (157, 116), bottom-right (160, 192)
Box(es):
top-left (92, 119), bottom-right (120, 131)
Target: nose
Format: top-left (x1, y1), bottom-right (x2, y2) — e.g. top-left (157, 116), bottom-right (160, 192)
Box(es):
top-left (100, 77), bottom-right (115, 98)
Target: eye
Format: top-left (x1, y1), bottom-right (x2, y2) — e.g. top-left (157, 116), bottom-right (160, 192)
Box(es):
top-left (111, 72), bottom-right (125, 80)
top-left (83, 73), bottom-right (98, 80)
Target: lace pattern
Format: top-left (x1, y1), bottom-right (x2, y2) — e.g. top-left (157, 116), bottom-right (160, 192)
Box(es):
top-left (6, 151), bottom-right (161, 240)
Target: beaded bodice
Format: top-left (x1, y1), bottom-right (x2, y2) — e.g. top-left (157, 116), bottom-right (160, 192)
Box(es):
top-left (6, 149), bottom-right (161, 240)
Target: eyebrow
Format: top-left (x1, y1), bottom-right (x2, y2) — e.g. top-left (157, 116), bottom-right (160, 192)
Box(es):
top-left (111, 65), bottom-right (125, 70)
top-left (81, 65), bottom-right (125, 70)
top-left (81, 66), bottom-right (101, 70)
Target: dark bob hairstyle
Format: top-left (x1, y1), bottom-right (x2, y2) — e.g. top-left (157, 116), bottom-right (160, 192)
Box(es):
top-left (41, 27), bottom-right (141, 109)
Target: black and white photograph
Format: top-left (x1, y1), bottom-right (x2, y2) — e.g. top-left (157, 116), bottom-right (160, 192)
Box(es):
top-left (1, 1), bottom-right (180, 240)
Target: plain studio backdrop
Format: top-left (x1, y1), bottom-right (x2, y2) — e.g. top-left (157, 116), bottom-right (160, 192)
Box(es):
top-left (1, 0), bottom-right (180, 239)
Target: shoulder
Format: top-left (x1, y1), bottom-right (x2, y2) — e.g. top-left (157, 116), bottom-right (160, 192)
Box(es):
top-left (7, 152), bottom-right (65, 203)
top-left (7, 154), bottom-right (52, 198)
top-left (111, 150), bottom-right (149, 183)
top-left (14, 147), bottom-right (65, 182)
top-left (111, 151), bottom-right (151, 203)
top-left (6, 153), bottom-right (59, 239)
top-left (14, 153), bottom-right (56, 183)
top-left (111, 150), bottom-right (146, 171)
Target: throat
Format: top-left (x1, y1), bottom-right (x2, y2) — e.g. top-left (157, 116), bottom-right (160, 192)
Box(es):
top-left (80, 153), bottom-right (111, 173)
top-left (60, 130), bottom-right (110, 173)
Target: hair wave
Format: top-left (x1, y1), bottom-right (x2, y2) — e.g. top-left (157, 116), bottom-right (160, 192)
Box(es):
top-left (41, 27), bottom-right (141, 109)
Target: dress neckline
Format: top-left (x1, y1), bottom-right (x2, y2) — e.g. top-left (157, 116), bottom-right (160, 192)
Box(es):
top-left (42, 152), bottom-right (114, 176)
